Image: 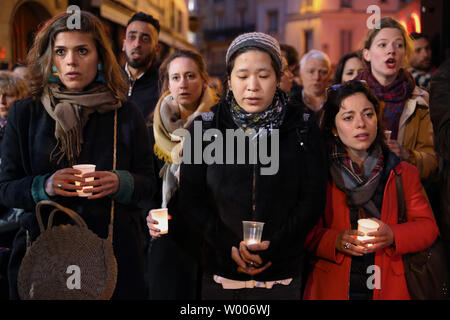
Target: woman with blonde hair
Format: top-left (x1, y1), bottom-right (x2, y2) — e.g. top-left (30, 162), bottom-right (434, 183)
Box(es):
top-left (146, 49), bottom-right (219, 299)
top-left (355, 17), bottom-right (437, 180)
top-left (0, 11), bottom-right (155, 299)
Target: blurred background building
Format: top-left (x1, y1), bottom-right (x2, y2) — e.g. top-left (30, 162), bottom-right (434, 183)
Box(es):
top-left (0, 0), bottom-right (193, 69)
top-left (190, 0), bottom-right (449, 80)
top-left (0, 0), bottom-right (448, 77)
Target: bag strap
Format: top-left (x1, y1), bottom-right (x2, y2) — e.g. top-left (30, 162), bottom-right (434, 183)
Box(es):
top-left (36, 200), bottom-right (88, 232)
top-left (107, 109), bottom-right (117, 243)
top-left (396, 172), bottom-right (407, 224)
top-left (36, 110), bottom-right (118, 238)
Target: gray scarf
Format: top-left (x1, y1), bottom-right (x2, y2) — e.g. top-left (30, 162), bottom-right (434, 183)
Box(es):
top-left (329, 144), bottom-right (383, 219)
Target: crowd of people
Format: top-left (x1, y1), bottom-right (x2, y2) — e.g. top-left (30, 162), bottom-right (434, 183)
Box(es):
top-left (0, 10), bottom-right (448, 301)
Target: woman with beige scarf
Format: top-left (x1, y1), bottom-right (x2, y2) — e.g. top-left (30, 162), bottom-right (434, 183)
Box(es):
top-left (0, 11), bottom-right (155, 299)
top-left (146, 50), bottom-right (219, 299)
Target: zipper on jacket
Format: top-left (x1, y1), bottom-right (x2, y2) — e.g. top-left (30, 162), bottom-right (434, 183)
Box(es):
top-left (252, 164), bottom-right (257, 218)
top-left (128, 79), bottom-right (135, 97)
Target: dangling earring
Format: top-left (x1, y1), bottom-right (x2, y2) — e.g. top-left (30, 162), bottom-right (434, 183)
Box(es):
top-left (95, 63), bottom-right (105, 83)
top-left (49, 65), bottom-right (60, 83)
top-left (170, 96), bottom-right (174, 100)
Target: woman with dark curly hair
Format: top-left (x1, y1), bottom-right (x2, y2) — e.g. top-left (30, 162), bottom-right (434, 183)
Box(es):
top-left (303, 80), bottom-right (438, 300)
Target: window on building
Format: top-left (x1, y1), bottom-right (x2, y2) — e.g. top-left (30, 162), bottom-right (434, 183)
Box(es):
top-left (237, 8), bottom-right (247, 27)
top-left (267, 10), bottom-right (278, 34)
top-left (171, 1), bottom-right (176, 29)
top-left (340, 30), bottom-right (353, 56)
top-left (341, 0), bottom-right (352, 8)
top-left (188, 0), bottom-right (195, 12)
top-left (302, 0), bottom-right (315, 13)
top-left (215, 11), bottom-right (224, 29)
top-left (178, 10), bottom-right (183, 33)
top-left (304, 29), bottom-right (314, 53)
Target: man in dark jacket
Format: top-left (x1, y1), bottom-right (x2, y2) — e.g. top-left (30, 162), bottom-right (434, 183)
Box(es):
top-left (123, 12), bottom-right (160, 119)
top-left (430, 58), bottom-right (450, 272)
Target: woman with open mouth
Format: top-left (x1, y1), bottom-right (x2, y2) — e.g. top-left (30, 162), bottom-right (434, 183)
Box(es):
top-left (303, 80), bottom-right (439, 300)
top-left (355, 17), bottom-right (437, 183)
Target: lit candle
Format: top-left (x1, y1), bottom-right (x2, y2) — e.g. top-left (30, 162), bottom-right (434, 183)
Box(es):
top-left (151, 208), bottom-right (168, 234)
top-left (357, 219), bottom-right (379, 247)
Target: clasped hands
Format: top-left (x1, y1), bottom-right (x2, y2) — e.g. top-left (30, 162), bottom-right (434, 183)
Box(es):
top-left (45, 168), bottom-right (119, 199)
top-left (231, 241), bottom-right (272, 275)
top-left (336, 218), bottom-right (395, 256)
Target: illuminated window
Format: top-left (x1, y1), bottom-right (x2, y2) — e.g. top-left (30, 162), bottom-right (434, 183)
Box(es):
top-left (340, 30), bottom-right (353, 56)
top-left (267, 10), bottom-right (278, 34)
top-left (341, 0), bottom-right (352, 8)
top-left (304, 29), bottom-right (314, 53)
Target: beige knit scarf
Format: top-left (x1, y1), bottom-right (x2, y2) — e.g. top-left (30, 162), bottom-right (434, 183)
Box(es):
top-left (153, 86), bottom-right (219, 207)
top-left (41, 83), bottom-right (122, 166)
top-left (153, 86), bottom-right (218, 164)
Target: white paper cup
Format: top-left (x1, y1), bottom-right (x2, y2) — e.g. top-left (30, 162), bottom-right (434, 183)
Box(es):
top-left (72, 164), bottom-right (96, 197)
top-left (242, 221), bottom-right (264, 245)
top-left (151, 208), bottom-right (168, 234)
top-left (357, 219), bottom-right (379, 247)
top-left (384, 130), bottom-right (392, 144)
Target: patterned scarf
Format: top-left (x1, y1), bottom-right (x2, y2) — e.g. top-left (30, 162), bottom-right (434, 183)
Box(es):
top-left (355, 68), bottom-right (414, 140)
top-left (227, 88), bottom-right (287, 134)
top-left (329, 141), bottom-right (384, 219)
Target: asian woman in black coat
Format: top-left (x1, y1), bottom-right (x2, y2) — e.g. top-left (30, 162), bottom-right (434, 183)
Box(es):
top-left (179, 32), bottom-right (328, 300)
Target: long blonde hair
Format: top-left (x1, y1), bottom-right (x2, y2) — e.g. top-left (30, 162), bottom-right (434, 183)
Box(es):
top-left (27, 11), bottom-right (127, 101)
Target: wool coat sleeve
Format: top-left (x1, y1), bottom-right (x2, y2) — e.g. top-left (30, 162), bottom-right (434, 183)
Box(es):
top-left (258, 121), bottom-right (328, 263)
top-left (120, 102), bottom-right (157, 209)
top-left (0, 100), bottom-right (39, 212)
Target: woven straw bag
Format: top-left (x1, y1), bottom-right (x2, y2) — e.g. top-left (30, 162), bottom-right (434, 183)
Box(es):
top-left (17, 110), bottom-right (119, 300)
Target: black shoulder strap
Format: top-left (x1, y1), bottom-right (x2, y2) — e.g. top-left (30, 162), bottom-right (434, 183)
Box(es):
top-left (396, 173), bottom-right (407, 224)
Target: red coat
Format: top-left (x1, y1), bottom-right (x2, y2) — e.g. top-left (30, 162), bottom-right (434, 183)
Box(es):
top-left (303, 161), bottom-right (439, 300)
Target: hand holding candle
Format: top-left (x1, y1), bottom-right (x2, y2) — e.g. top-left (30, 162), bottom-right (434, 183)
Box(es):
top-left (147, 208), bottom-right (169, 238)
top-left (359, 218), bottom-right (395, 252)
top-left (357, 219), bottom-right (380, 247)
top-left (242, 221), bottom-right (264, 245)
top-left (72, 164), bottom-right (96, 197)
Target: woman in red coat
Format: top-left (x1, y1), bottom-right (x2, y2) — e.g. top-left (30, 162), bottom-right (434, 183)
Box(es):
top-left (303, 80), bottom-right (438, 300)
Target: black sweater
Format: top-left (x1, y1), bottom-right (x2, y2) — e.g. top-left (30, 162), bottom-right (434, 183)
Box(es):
top-left (179, 100), bottom-right (328, 281)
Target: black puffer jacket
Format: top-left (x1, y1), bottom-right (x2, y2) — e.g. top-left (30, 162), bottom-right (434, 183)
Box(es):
top-left (179, 100), bottom-right (327, 281)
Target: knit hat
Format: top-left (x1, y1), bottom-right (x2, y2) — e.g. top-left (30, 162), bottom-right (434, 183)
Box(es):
top-left (225, 32), bottom-right (283, 72)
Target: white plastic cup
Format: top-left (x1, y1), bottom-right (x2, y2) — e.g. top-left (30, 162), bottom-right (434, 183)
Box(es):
top-left (72, 164), bottom-right (96, 197)
top-left (242, 221), bottom-right (264, 245)
top-left (384, 130), bottom-right (392, 145)
top-left (357, 219), bottom-right (380, 247)
top-left (151, 208), bottom-right (168, 234)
